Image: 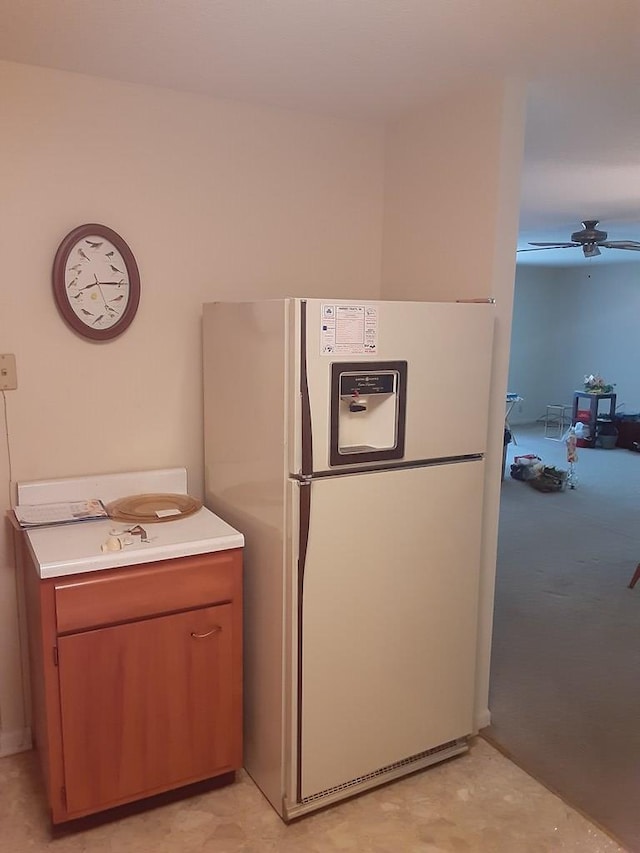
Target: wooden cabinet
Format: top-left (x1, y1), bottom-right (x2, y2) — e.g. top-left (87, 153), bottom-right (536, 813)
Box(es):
top-left (572, 390), bottom-right (617, 448)
top-left (21, 544), bottom-right (242, 824)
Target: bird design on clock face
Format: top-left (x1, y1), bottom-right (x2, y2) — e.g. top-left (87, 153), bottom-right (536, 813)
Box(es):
top-left (64, 236), bottom-right (130, 329)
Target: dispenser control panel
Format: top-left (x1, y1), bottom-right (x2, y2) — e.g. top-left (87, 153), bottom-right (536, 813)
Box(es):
top-left (339, 373), bottom-right (396, 396)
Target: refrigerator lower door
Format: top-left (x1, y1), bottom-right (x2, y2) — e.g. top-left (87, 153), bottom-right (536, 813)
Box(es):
top-left (297, 460), bottom-right (484, 802)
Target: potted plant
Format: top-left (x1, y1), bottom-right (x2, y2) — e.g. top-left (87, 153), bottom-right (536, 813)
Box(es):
top-left (584, 373), bottom-right (615, 394)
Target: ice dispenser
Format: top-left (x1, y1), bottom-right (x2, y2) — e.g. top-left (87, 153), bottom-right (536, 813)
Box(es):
top-left (329, 361), bottom-right (407, 466)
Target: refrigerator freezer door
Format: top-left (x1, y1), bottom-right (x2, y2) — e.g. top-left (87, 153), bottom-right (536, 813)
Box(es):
top-left (297, 459), bottom-right (485, 801)
top-left (299, 299), bottom-right (494, 474)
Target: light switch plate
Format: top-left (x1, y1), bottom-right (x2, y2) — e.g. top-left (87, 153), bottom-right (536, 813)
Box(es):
top-left (0, 353), bottom-right (17, 390)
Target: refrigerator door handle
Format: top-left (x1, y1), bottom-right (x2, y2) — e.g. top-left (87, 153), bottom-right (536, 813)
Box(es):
top-left (296, 477), bottom-right (311, 803)
top-left (298, 478), bottom-right (312, 584)
top-left (300, 300), bottom-right (313, 476)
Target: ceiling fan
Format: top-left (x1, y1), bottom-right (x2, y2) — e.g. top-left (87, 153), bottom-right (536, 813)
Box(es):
top-left (518, 220), bottom-right (640, 258)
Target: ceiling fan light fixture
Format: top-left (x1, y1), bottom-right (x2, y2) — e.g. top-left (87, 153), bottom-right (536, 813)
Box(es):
top-left (583, 243), bottom-right (601, 258)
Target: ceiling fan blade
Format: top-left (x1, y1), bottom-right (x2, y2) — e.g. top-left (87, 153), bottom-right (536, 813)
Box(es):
top-left (521, 224), bottom-right (640, 258)
top-left (517, 245), bottom-right (576, 252)
top-left (527, 242), bottom-right (577, 248)
top-left (600, 241), bottom-right (640, 250)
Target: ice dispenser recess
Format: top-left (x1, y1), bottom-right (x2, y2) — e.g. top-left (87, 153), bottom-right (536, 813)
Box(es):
top-left (330, 361), bottom-right (407, 466)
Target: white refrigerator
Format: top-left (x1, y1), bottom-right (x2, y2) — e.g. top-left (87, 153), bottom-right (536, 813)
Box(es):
top-left (203, 298), bottom-right (494, 820)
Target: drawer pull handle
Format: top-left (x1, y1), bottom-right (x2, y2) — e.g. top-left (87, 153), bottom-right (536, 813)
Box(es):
top-left (191, 626), bottom-right (222, 639)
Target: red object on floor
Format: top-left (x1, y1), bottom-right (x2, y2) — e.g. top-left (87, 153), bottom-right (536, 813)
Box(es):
top-left (629, 564), bottom-right (640, 590)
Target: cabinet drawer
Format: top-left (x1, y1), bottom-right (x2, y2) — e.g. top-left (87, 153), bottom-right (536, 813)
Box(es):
top-left (54, 549), bottom-right (242, 633)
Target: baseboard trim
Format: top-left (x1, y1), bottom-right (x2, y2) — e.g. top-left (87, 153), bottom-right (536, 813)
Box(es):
top-left (475, 708), bottom-right (491, 730)
top-left (0, 727), bottom-right (32, 757)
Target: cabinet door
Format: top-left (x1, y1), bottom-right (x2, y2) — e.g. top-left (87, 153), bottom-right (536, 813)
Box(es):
top-left (57, 604), bottom-right (238, 815)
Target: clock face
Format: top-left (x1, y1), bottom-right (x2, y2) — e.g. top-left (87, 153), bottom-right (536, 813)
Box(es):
top-left (52, 224), bottom-right (140, 341)
top-left (65, 236), bottom-right (130, 330)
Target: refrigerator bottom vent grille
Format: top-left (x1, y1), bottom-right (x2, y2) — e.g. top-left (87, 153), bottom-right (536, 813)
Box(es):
top-left (301, 738), bottom-right (466, 805)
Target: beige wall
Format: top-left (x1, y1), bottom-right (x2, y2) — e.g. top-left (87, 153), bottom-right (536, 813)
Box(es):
top-left (382, 83), bottom-right (517, 302)
top-left (382, 79), bottom-right (526, 725)
top-left (0, 60), bottom-right (525, 750)
top-left (0, 60), bottom-right (385, 742)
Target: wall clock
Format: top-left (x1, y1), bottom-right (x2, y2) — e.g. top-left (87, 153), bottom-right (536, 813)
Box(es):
top-left (52, 224), bottom-right (140, 341)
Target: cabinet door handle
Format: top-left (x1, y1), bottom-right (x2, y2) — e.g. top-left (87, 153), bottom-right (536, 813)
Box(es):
top-left (190, 625), bottom-right (222, 639)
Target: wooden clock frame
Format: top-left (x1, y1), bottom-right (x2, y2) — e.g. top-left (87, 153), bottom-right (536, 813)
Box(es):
top-left (52, 223), bottom-right (141, 341)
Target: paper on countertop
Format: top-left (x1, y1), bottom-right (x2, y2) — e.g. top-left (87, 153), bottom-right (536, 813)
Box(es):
top-left (13, 499), bottom-right (108, 528)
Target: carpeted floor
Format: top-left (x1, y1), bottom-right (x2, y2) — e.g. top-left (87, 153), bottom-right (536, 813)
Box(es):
top-left (486, 423), bottom-right (640, 852)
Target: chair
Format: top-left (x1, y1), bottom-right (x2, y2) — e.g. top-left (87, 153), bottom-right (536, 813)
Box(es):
top-left (544, 404), bottom-right (571, 440)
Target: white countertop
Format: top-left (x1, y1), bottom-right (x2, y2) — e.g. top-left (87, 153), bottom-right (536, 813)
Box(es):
top-left (25, 507), bottom-right (244, 579)
top-left (17, 467), bottom-right (244, 579)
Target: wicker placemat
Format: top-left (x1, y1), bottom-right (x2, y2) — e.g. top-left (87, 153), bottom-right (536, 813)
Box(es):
top-left (106, 493), bottom-right (202, 523)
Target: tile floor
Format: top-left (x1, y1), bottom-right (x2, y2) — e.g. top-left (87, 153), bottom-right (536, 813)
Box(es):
top-left (0, 738), bottom-right (624, 852)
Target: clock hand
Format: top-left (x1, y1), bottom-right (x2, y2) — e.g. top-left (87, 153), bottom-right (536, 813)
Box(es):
top-left (78, 281), bottom-right (123, 289)
top-left (93, 275), bottom-right (110, 309)
top-left (76, 277), bottom-right (127, 304)
top-left (92, 275), bottom-right (124, 318)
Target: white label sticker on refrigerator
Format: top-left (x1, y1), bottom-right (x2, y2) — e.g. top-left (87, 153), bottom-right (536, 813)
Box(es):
top-left (320, 304), bottom-right (377, 355)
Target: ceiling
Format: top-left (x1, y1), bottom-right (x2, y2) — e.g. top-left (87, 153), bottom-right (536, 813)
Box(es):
top-left (2, 0), bottom-right (639, 268)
